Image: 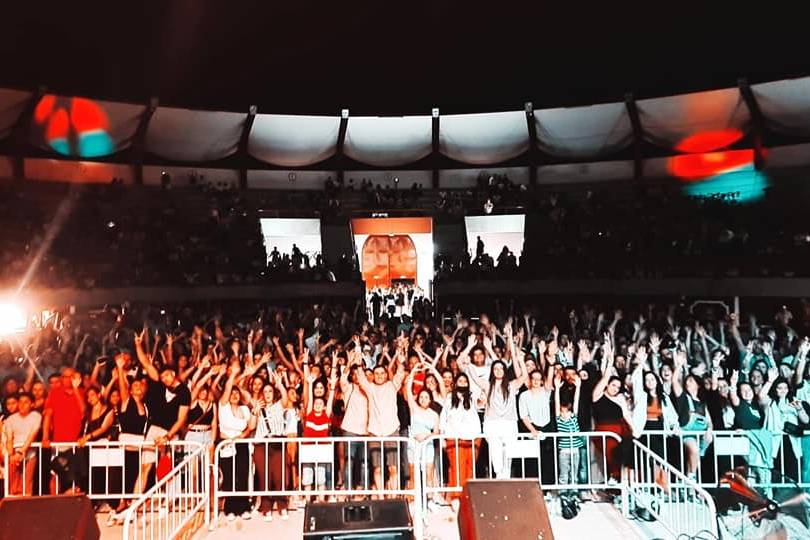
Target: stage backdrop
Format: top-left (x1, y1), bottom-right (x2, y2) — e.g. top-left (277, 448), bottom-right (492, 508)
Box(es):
top-left (351, 217), bottom-right (433, 295)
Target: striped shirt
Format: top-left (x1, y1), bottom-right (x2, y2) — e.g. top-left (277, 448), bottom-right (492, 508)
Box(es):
top-left (556, 414), bottom-right (584, 449)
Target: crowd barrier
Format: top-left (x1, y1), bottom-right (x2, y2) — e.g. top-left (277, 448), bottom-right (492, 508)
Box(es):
top-left (122, 444), bottom-right (210, 540)
top-left (211, 436), bottom-right (423, 536)
top-left (629, 440), bottom-right (719, 539)
top-left (2, 440), bottom-right (202, 499)
top-left (418, 431), bottom-right (628, 514)
top-left (638, 429), bottom-right (810, 491)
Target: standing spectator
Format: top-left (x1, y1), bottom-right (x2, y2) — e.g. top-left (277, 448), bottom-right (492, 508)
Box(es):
top-left (339, 351), bottom-right (369, 492)
top-left (301, 366), bottom-right (337, 498)
top-left (555, 376), bottom-right (584, 497)
top-left (439, 373), bottom-right (481, 507)
top-left (355, 340), bottom-right (406, 493)
top-left (463, 322), bottom-right (528, 479)
top-left (111, 354), bottom-right (148, 522)
top-left (218, 365), bottom-right (256, 521)
top-left (592, 339), bottom-right (632, 484)
top-left (253, 373), bottom-right (290, 521)
top-left (672, 351), bottom-right (713, 482)
top-left (42, 367), bottom-right (86, 494)
top-left (518, 368), bottom-right (554, 483)
top-left (405, 365), bottom-right (440, 491)
top-left (4, 392), bottom-right (41, 495)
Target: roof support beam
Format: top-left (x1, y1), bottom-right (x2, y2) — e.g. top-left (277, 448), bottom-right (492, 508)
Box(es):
top-left (335, 109), bottom-right (349, 183)
top-left (238, 105), bottom-right (257, 189)
top-left (132, 97), bottom-right (158, 185)
top-left (9, 85), bottom-right (46, 180)
top-left (625, 93), bottom-right (644, 180)
top-left (738, 78), bottom-right (766, 170)
top-left (432, 107), bottom-right (440, 189)
top-left (525, 101), bottom-right (538, 185)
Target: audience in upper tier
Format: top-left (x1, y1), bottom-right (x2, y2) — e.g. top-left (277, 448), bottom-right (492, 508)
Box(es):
top-left (2, 298), bottom-right (810, 521)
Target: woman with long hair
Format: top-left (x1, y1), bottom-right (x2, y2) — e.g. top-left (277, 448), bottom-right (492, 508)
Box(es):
top-left (252, 373), bottom-right (290, 521)
top-left (759, 369), bottom-right (808, 484)
top-left (672, 351), bottom-right (713, 482)
top-left (728, 370), bottom-right (772, 493)
top-left (110, 355), bottom-right (148, 523)
top-left (592, 338), bottom-right (634, 484)
top-left (439, 372), bottom-right (482, 506)
top-left (464, 323), bottom-right (527, 479)
top-left (405, 366), bottom-right (440, 490)
top-left (218, 364), bottom-right (257, 521)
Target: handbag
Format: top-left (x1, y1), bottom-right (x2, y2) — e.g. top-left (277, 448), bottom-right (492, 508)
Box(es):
top-left (783, 422), bottom-right (804, 437)
top-left (218, 441), bottom-right (236, 459)
top-left (156, 453), bottom-right (173, 480)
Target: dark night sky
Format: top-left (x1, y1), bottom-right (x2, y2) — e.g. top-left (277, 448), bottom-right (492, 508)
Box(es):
top-left (1, 1), bottom-right (808, 116)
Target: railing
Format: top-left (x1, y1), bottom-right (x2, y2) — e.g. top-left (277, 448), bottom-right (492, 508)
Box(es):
top-left (2, 440), bottom-right (202, 499)
top-left (418, 431), bottom-right (628, 516)
top-left (638, 429), bottom-right (809, 492)
top-left (629, 440), bottom-right (719, 539)
top-left (122, 444), bottom-right (210, 540)
top-left (212, 436), bottom-right (422, 537)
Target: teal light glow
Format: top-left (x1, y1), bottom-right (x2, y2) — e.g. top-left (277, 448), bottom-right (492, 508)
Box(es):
top-left (78, 130), bottom-right (115, 158)
top-left (683, 165), bottom-right (769, 203)
top-left (48, 138), bottom-right (70, 156)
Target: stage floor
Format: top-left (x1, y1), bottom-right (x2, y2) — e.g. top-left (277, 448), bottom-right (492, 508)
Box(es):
top-left (98, 498), bottom-right (661, 540)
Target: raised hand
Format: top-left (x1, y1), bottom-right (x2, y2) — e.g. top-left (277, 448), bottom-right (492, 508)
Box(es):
top-left (767, 366), bottom-right (778, 381)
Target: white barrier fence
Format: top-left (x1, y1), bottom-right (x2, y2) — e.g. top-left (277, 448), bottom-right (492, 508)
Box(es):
top-left (629, 440), bottom-right (719, 539)
top-left (211, 436), bottom-right (423, 536)
top-left (419, 431), bottom-right (628, 515)
top-left (638, 429), bottom-right (810, 491)
top-left (122, 444), bottom-right (210, 540)
top-left (2, 440), bottom-right (202, 499)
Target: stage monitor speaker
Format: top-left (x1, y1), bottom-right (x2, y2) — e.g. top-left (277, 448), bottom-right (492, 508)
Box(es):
top-left (458, 479), bottom-right (554, 540)
top-left (303, 499), bottom-right (413, 539)
top-left (0, 495), bottom-right (99, 540)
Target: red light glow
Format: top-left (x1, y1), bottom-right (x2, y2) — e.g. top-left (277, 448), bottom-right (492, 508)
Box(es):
top-left (675, 129), bottom-right (743, 153)
top-left (668, 149), bottom-right (753, 180)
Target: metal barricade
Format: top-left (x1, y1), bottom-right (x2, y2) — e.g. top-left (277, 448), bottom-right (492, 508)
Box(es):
top-left (2, 440), bottom-right (202, 499)
top-left (121, 443), bottom-right (209, 540)
top-left (212, 436), bottom-right (422, 537)
top-left (630, 440), bottom-right (719, 539)
top-left (638, 429), bottom-right (809, 491)
top-left (419, 431), bottom-right (628, 517)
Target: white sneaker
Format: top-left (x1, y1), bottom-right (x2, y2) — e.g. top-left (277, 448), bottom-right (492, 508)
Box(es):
top-left (263, 511), bottom-right (273, 522)
top-left (280, 509), bottom-right (289, 521)
top-left (226, 513), bottom-right (236, 522)
top-left (450, 499), bottom-right (460, 513)
top-left (106, 511), bottom-right (118, 527)
top-left (241, 511), bottom-right (252, 520)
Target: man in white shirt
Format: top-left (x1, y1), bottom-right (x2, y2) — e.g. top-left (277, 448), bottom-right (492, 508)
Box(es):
top-left (356, 351), bottom-right (406, 492)
top-left (340, 351), bottom-right (369, 490)
top-left (4, 392), bottom-right (41, 495)
top-left (518, 369), bottom-right (555, 482)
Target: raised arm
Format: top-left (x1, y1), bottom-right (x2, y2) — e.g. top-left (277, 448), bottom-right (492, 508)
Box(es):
top-left (671, 350), bottom-right (687, 398)
top-left (220, 364), bottom-right (240, 406)
top-left (134, 329), bottom-right (159, 382)
top-left (592, 337), bottom-right (614, 402)
top-left (729, 370), bottom-right (741, 408)
top-left (758, 367), bottom-right (778, 407)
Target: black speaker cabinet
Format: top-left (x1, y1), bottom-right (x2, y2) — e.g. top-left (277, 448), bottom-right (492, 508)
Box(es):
top-left (0, 495), bottom-right (100, 540)
top-left (458, 479), bottom-right (555, 540)
top-left (303, 499), bottom-right (414, 539)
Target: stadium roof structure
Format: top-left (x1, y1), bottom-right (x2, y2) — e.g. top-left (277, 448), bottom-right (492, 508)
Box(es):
top-left (1, 76), bottom-right (810, 178)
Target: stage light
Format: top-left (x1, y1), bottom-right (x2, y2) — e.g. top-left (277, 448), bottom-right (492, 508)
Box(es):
top-left (0, 302), bottom-right (27, 336)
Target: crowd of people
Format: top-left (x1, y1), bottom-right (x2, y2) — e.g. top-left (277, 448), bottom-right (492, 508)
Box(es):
top-left (1, 171), bottom-right (810, 290)
top-left (2, 297), bottom-right (810, 524)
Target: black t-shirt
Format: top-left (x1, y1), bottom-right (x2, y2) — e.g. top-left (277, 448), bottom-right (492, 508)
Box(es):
top-left (146, 380), bottom-right (191, 430)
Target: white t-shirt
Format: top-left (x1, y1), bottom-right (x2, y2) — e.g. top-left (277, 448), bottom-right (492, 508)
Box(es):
top-left (4, 411), bottom-right (42, 448)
